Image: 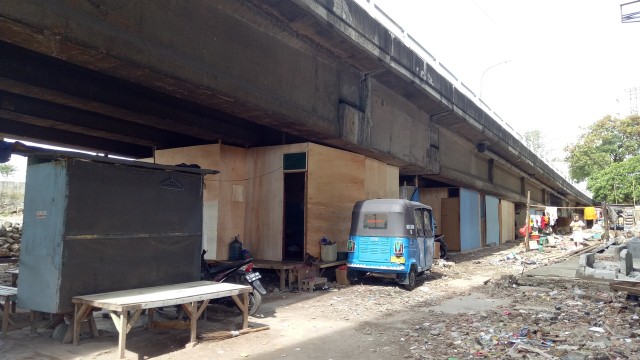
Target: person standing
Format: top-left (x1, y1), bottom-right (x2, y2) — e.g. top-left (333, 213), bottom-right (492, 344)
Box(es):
top-left (570, 214), bottom-right (585, 247)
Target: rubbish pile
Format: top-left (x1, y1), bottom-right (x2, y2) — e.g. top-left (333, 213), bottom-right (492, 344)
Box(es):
top-left (411, 278), bottom-right (640, 359)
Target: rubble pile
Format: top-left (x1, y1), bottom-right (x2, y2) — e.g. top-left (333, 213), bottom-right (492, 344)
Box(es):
top-left (404, 278), bottom-right (640, 359)
top-left (0, 220), bottom-right (21, 257)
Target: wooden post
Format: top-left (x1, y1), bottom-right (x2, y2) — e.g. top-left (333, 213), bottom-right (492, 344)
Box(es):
top-left (525, 191), bottom-right (530, 251)
top-left (603, 202), bottom-right (609, 241)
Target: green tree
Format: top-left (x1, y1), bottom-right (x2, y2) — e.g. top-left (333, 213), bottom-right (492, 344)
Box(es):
top-left (586, 156), bottom-right (640, 203)
top-left (524, 129), bottom-right (546, 154)
top-left (0, 163), bottom-right (17, 178)
top-left (565, 114), bottom-right (640, 183)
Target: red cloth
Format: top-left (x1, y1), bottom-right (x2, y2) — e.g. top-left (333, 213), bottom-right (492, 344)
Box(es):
top-left (518, 225), bottom-right (530, 237)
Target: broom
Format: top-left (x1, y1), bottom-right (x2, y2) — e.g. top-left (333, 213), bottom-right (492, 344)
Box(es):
top-left (199, 325), bottom-right (270, 341)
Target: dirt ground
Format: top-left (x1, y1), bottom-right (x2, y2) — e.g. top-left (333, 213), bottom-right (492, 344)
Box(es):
top-left (1, 238), bottom-right (638, 360)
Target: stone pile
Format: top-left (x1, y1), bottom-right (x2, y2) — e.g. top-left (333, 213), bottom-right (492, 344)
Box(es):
top-left (0, 220), bottom-right (21, 257)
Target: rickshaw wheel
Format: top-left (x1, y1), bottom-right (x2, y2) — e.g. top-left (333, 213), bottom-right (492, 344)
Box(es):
top-left (348, 269), bottom-right (365, 282)
top-left (404, 267), bottom-right (417, 290)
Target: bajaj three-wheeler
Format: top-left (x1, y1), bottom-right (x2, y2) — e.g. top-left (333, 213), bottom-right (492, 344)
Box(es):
top-left (346, 199), bottom-right (435, 290)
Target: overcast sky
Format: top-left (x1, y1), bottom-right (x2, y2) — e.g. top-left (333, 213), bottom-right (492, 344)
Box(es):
top-left (371, 0), bottom-right (640, 163)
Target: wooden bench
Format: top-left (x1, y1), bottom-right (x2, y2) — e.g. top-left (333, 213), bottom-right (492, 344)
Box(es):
top-left (251, 260), bottom-right (306, 291)
top-left (0, 285), bottom-right (27, 337)
top-left (72, 281), bottom-right (252, 359)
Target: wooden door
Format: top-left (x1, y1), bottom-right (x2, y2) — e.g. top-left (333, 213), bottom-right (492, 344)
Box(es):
top-left (441, 197), bottom-right (461, 251)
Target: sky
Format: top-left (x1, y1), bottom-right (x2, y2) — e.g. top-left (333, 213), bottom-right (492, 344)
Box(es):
top-left (3, 1), bottom-right (640, 185)
top-left (368, 0), bottom-right (640, 179)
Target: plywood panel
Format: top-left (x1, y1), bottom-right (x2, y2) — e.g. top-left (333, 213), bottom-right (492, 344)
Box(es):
top-left (147, 144), bottom-right (221, 258)
top-left (216, 145), bottom-right (248, 260)
top-left (245, 143), bottom-right (309, 261)
top-left (419, 188), bottom-right (448, 233)
top-left (307, 143), bottom-right (365, 256)
top-left (364, 157), bottom-right (399, 200)
top-left (500, 200), bottom-right (515, 243)
top-left (441, 197), bottom-right (460, 251)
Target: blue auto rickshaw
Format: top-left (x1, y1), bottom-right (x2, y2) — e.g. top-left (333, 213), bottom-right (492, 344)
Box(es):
top-left (346, 199), bottom-right (435, 290)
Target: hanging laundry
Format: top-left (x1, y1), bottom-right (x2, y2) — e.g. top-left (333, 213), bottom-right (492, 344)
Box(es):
top-left (584, 207), bottom-right (597, 221)
top-left (546, 207), bottom-right (558, 226)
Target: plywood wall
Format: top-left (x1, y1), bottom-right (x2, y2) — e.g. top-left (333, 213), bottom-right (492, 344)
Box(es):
top-left (145, 144), bottom-right (221, 258)
top-left (419, 188), bottom-right (448, 233)
top-left (216, 145), bottom-right (248, 260)
top-left (500, 200), bottom-right (516, 243)
top-left (307, 143), bottom-right (366, 255)
top-left (364, 157), bottom-right (399, 200)
top-left (244, 143), bottom-right (309, 261)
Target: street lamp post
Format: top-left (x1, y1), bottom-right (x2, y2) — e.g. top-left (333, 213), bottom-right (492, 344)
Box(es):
top-left (479, 60), bottom-right (511, 99)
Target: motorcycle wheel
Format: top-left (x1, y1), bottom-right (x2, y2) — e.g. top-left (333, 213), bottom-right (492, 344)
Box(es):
top-left (439, 243), bottom-right (448, 259)
top-left (248, 289), bottom-right (262, 316)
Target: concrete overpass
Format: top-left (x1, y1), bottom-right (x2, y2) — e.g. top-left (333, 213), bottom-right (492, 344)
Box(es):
top-left (0, 0), bottom-right (590, 206)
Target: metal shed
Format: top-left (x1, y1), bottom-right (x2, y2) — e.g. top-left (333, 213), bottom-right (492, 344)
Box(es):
top-left (14, 147), bottom-right (216, 313)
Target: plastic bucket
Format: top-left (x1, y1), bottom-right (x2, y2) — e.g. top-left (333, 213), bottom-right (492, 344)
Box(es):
top-left (321, 243), bottom-right (337, 262)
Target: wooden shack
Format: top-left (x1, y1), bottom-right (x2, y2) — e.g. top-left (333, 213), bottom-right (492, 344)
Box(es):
top-left (151, 142), bottom-right (398, 262)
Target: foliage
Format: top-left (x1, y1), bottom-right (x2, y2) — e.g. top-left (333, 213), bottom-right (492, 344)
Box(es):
top-left (565, 114), bottom-right (640, 183)
top-left (523, 129), bottom-right (546, 155)
top-left (0, 163), bottom-right (17, 178)
top-left (586, 156), bottom-right (640, 203)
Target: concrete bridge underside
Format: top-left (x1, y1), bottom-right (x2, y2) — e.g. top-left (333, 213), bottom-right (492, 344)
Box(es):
top-left (0, 0), bottom-right (590, 206)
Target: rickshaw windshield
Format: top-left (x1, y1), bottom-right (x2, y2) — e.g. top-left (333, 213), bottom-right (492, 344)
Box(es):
top-left (352, 211), bottom-right (409, 237)
top-left (363, 213), bottom-right (388, 229)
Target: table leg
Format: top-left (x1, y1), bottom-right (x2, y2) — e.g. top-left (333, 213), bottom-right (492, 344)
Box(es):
top-left (230, 293), bottom-right (249, 329)
top-left (118, 310), bottom-right (128, 359)
top-left (2, 298), bottom-right (9, 337)
top-left (147, 308), bottom-right (155, 330)
top-left (188, 301), bottom-right (197, 347)
top-left (242, 292), bottom-right (248, 329)
top-left (275, 269), bottom-right (285, 291)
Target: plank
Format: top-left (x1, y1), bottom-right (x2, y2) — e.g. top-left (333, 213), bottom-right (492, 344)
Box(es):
top-left (364, 157), bottom-right (399, 199)
top-left (420, 188), bottom-right (448, 233)
top-left (500, 200), bottom-right (515, 243)
top-left (307, 143), bottom-right (365, 256)
top-left (217, 145), bottom-right (248, 260)
top-left (72, 281), bottom-right (251, 311)
top-left (245, 143), bottom-right (308, 261)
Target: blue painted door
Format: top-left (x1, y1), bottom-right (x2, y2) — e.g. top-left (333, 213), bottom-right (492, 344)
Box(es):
top-left (485, 195), bottom-right (500, 246)
top-left (460, 188), bottom-right (481, 251)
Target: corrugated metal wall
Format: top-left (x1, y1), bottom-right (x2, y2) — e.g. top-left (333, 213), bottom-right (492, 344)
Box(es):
top-left (460, 188), bottom-right (481, 251)
top-left (485, 195), bottom-right (500, 246)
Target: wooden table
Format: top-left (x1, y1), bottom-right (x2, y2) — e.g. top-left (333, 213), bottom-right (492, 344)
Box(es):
top-left (251, 260), bottom-right (306, 291)
top-left (0, 257), bottom-right (18, 265)
top-left (5, 269), bottom-right (18, 287)
top-left (317, 260), bottom-right (347, 277)
top-left (0, 285), bottom-right (17, 336)
top-left (72, 281), bottom-right (252, 359)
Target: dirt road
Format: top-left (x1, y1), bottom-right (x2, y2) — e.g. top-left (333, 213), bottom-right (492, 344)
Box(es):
top-left (2, 240), bottom-right (638, 359)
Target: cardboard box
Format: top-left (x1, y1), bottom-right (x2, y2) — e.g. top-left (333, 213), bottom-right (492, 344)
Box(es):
top-left (335, 268), bottom-right (350, 286)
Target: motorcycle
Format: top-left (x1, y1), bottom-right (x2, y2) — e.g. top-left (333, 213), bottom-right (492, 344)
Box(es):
top-left (435, 234), bottom-right (448, 259)
top-left (200, 250), bottom-right (267, 316)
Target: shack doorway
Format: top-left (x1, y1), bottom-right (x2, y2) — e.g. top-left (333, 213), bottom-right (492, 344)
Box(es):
top-left (283, 172), bottom-right (306, 261)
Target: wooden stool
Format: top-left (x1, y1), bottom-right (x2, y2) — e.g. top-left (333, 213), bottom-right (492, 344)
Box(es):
top-left (301, 277), bottom-right (327, 292)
